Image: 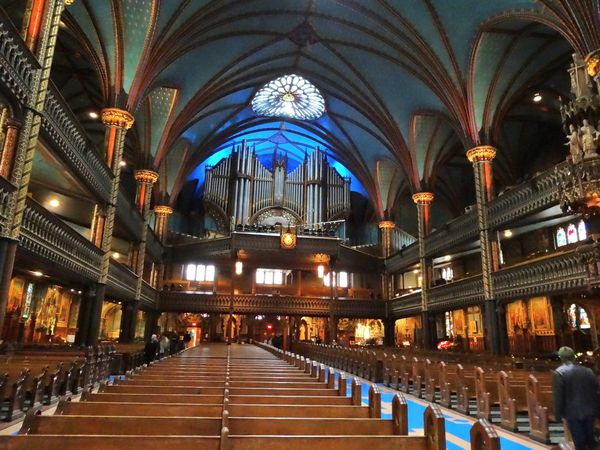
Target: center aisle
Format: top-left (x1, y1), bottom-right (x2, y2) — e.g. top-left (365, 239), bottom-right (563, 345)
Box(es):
top-left (0, 344), bottom-right (496, 449)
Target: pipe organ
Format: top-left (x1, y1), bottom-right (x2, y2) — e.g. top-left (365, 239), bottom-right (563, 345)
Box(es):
top-left (203, 141), bottom-right (351, 230)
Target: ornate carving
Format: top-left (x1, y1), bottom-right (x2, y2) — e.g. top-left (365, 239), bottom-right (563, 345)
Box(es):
top-left (154, 205), bottom-right (173, 216)
top-left (466, 145), bottom-right (496, 163)
top-left (101, 108), bottom-right (135, 129)
top-left (585, 49), bottom-right (600, 78)
top-left (411, 192), bottom-right (434, 204)
top-left (378, 220), bottom-right (395, 229)
top-left (134, 169), bottom-right (159, 184)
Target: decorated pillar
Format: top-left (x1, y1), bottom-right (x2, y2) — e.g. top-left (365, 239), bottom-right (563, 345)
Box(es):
top-left (154, 205), bottom-right (173, 243)
top-left (412, 192), bottom-right (434, 349)
top-left (85, 108), bottom-right (135, 345)
top-left (0, 0), bottom-right (67, 336)
top-left (466, 145), bottom-right (502, 354)
top-left (125, 169), bottom-right (158, 342)
top-left (153, 205), bottom-right (172, 290)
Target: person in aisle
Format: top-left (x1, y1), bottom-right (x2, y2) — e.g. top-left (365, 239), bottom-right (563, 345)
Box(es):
top-left (552, 346), bottom-right (600, 450)
top-left (144, 334), bottom-right (159, 365)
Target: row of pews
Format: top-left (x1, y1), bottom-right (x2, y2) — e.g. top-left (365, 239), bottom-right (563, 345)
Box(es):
top-left (295, 343), bottom-right (564, 445)
top-left (0, 344), bottom-right (124, 422)
top-left (1, 343), bottom-right (500, 449)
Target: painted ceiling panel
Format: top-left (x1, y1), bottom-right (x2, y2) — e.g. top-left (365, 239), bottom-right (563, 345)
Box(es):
top-left (146, 86), bottom-right (178, 158)
top-left (163, 139), bottom-right (188, 196)
top-left (433, 0), bottom-right (539, 72)
top-left (71, 1), bottom-right (116, 90)
top-left (121, 0), bottom-right (155, 94)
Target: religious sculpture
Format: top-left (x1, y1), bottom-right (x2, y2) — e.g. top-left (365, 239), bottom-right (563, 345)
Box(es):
top-left (565, 124), bottom-right (582, 162)
top-left (580, 119), bottom-right (598, 157)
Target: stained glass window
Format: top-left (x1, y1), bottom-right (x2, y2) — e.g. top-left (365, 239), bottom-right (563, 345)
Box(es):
top-left (556, 227), bottom-right (567, 247)
top-left (567, 224), bottom-right (578, 244)
top-left (252, 74), bottom-right (325, 120)
top-left (578, 220), bottom-right (587, 241)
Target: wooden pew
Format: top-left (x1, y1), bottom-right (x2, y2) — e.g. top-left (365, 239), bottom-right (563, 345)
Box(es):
top-left (527, 374), bottom-right (560, 443)
top-left (475, 366), bottom-right (500, 421)
top-left (439, 361), bottom-right (460, 408)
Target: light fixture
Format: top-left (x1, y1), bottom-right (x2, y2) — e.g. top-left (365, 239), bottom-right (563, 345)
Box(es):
top-left (112, 252), bottom-right (120, 259)
top-left (119, 160), bottom-right (127, 168)
top-left (77, 290), bottom-right (82, 294)
top-left (88, 111), bottom-right (99, 119)
top-left (412, 269), bottom-right (419, 274)
top-left (235, 260), bottom-right (243, 275)
top-left (48, 198), bottom-right (60, 208)
top-left (503, 229), bottom-right (513, 238)
top-left (532, 92), bottom-right (542, 103)
top-left (32, 271), bottom-right (43, 277)
top-left (443, 255), bottom-right (452, 261)
top-left (317, 264), bottom-right (325, 278)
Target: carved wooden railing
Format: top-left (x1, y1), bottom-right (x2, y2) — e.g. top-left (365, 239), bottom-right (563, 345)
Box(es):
top-left (426, 209), bottom-right (479, 257)
top-left (388, 291), bottom-right (422, 316)
top-left (20, 198), bottom-right (103, 280)
top-left (487, 162), bottom-right (569, 228)
top-left (492, 248), bottom-right (590, 300)
top-left (159, 291), bottom-right (384, 317)
top-left (428, 275), bottom-right (484, 311)
top-left (0, 11), bottom-right (37, 104)
top-left (384, 243), bottom-right (419, 273)
top-left (107, 260), bottom-right (138, 299)
top-left (41, 85), bottom-right (112, 201)
top-left (140, 281), bottom-right (158, 307)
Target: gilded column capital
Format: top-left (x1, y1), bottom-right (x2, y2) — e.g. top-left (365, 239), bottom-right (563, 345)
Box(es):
top-left (412, 192), bottom-right (434, 205)
top-left (378, 220), bottom-right (395, 229)
top-left (64, 0), bottom-right (74, 4)
top-left (466, 145), bottom-right (496, 163)
top-left (101, 108), bottom-right (135, 130)
top-left (154, 205), bottom-right (173, 216)
top-left (585, 49), bottom-right (600, 78)
top-left (134, 169), bottom-right (159, 184)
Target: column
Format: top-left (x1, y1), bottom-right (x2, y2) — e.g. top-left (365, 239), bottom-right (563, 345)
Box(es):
top-left (0, 0), bottom-right (66, 336)
top-left (412, 192), bottom-right (434, 349)
top-left (153, 205), bottom-right (172, 290)
top-left (378, 220), bottom-right (395, 258)
top-left (466, 145), bottom-right (501, 355)
top-left (86, 108), bottom-right (135, 346)
top-left (126, 169), bottom-right (158, 342)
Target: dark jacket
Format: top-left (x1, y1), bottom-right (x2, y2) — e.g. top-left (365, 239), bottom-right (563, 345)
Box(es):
top-left (553, 362), bottom-right (600, 421)
top-left (144, 340), bottom-right (158, 363)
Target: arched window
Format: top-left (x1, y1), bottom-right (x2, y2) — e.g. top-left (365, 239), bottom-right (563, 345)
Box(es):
top-left (568, 303), bottom-right (591, 330)
top-left (556, 227), bottom-right (567, 247)
top-left (441, 267), bottom-right (453, 281)
top-left (567, 224), bottom-right (578, 244)
top-left (577, 220), bottom-right (587, 241)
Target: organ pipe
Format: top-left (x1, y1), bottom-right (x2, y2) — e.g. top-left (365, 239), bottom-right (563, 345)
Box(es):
top-left (203, 142), bottom-right (351, 229)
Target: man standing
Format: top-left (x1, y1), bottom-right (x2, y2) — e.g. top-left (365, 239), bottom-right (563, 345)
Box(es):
top-left (553, 346), bottom-right (599, 450)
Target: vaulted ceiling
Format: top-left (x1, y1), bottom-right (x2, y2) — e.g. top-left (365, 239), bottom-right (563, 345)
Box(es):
top-left (7, 0), bottom-right (600, 231)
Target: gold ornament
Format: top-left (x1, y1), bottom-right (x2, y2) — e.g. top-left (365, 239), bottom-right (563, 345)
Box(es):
top-left (466, 145), bottom-right (496, 163)
top-left (585, 50), bottom-right (600, 78)
top-left (412, 192), bottom-right (434, 204)
top-left (134, 169), bottom-right (159, 184)
top-left (280, 225), bottom-right (297, 250)
top-left (154, 205), bottom-right (173, 216)
top-left (101, 108), bottom-right (135, 129)
top-left (378, 220), bottom-right (395, 229)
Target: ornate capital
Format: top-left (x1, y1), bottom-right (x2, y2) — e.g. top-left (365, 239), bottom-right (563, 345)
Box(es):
top-left (585, 49), bottom-right (600, 78)
top-left (101, 108), bottom-right (135, 130)
top-left (378, 220), bottom-right (395, 229)
top-left (154, 205), bottom-right (173, 216)
top-left (466, 145), bottom-right (496, 163)
top-left (134, 169), bottom-right (159, 184)
top-left (412, 192), bottom-right (434, 205)
top-left (64, 0), bottom-right (74, 4)
top-left (314, 253), bottom-right (331, 263)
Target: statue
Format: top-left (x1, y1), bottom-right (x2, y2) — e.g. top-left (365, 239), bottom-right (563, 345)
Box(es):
top-left (566, 124), bottom-right (582, 162)
top-left (580, 119), bottom-right (598, 157)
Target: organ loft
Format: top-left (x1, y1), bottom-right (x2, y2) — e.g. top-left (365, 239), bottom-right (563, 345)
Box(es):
top-left (0, 1), bottom-right (598, 449)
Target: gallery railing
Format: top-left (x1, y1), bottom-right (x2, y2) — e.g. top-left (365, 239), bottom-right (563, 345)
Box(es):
top-left (107, 260), bottom-right (138, 299)
top-left (20, 198), bottom-right (103, 280)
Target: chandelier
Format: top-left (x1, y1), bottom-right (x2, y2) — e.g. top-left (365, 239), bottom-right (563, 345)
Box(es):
top-left (251, 74), bottom-right (325, 120)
